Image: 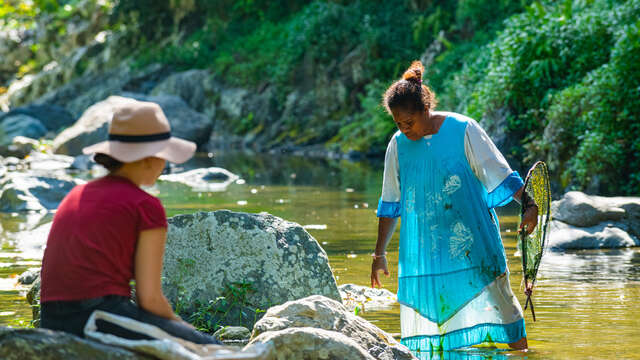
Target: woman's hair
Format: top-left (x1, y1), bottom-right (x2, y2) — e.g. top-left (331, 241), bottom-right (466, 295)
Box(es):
top-left (94, 153), bottom-right (124, 172)
top-left (383, 60), bottom-right (437, 115)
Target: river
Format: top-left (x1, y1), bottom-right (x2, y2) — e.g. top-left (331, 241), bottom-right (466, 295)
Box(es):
top-left (1, 152), bottom-right (639, 359)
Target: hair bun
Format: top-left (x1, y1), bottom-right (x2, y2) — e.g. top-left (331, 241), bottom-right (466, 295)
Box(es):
top-left (402, 60), bottom-right (424, 84)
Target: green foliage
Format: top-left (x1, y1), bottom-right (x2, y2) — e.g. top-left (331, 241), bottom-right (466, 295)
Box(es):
top-left (447, 0), bottom-right (640, 194)
top-left (331, 80), bottom-right (395, 153)
top-left (185, 282), bottom-right (266, 333)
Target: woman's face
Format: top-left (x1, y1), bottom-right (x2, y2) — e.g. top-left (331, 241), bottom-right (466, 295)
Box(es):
top-left (391, 108), bottom-right (428, 141)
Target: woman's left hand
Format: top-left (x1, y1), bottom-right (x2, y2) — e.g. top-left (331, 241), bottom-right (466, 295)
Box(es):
top-left (520, 204), bottom-right (538, 235)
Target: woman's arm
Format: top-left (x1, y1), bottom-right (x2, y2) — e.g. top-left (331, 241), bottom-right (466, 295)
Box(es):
top-left (371, 217), bottom-right (398, 288)
top-left (513, 186), bottom-right (538, 235)
top-left (134, 228), bottom-right (181, 321)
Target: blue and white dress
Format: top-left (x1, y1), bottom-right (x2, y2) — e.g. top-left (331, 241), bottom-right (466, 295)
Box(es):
top-left (377, 112), bottom-right (526, 351)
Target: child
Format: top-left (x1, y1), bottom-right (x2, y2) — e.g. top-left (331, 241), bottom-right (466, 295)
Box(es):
top-left (371, 61), bottom-right (537, 351)
top-left (40, 99), bottom-right (219, 344)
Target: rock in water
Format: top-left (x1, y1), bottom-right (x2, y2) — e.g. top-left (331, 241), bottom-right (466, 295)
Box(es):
top-left (0, 173), bottom-right (83, 212)
top-left (0, 114), bottom-right (47, 146)
top-left (547, 191), bottom-right (640, 250)
top-left (163, 211), bottom-right (341, 329)
top-left (0, 327), bottom-right (154, 360)
top-left (250, 295), bottom-right (416, 360)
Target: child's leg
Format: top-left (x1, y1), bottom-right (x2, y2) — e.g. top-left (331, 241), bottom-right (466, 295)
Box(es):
top-left (508, 337), bottom-right (528, 350)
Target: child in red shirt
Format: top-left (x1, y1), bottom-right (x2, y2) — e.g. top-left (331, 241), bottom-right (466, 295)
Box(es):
top-left (40, 99), bottom-right (218, 344)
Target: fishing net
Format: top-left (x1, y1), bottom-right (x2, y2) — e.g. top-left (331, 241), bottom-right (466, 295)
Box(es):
top-left (518, 161), bottom-right (551, 321)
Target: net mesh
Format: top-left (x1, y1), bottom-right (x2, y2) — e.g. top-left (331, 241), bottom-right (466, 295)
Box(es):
top-left (520, 161), bottom-right (551, 285)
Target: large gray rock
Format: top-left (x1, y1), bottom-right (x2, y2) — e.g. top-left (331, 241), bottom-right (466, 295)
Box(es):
top-left (0, 172), bottom-right (82, 212)
top-left (250, 327), bottom-right (375, 360)
top-left (250, 295), bottom-right (415, 360)
top-left (547, 192), bottom-right (640, 250)
top-left (163, 211), bottom-right (341, 329)
top-left (0, 327), bottom-right (154, 360)
top-left (53, 94), bottom-right (212, 156)
top-left (150, 70), bottom-right (214, 112)
top-left (0, 114), bottom-right (47, 145)
top-left (547, 220), bottom-right (639, 250)
top-left (0, 136), bottom-right (38, 158)
top-left (552, 191), bottom-right (634, 227)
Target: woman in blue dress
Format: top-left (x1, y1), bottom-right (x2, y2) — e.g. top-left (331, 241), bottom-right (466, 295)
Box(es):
top-left (371, 61), bottom-right (538, 351)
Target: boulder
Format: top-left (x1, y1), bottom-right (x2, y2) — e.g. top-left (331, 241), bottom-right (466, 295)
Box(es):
top-left (162, 211), bottom-right (341, 329)
top-left (250, 295), bottom-right (415, 360)
top-left (53, 94), bottom-right (212, 156)
top-left (0, 114), bottom-right (47, 146)
top-left (250, 327), bottom-right (375, 360)
top-left (339, 284), bottom-right (397, 312)
top-left (0, 327), bottom-right (155, 360)
top-left (159, 167), bottom-right (239, 192)
top-left (0, 172), bottom-right (83, 212)
top-left (552, 191), bottom-right (632, 227)
top-left (547, 192), bottom-right (640, 250)
top-left (150, 70), bottom-right (213, 112)
top-left (547, 220), bottom-right (639, 250)
top-left (0, 104), bottom-right (74, 132)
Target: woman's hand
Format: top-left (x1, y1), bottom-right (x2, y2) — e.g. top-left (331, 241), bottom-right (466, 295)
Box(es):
top-left (371, 256), bottom-right (389, 288)
top-left (520, 204), bottom-right (538, 235)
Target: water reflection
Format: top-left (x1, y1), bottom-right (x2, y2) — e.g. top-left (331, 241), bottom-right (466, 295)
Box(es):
top-left (0, 153), bottom-right (639, 358)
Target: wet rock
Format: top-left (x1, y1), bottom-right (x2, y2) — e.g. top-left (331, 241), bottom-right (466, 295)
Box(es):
top-left (18, 269), bottom-right (40, 285)
top-left (0, 327), bottom-right (155, 360)
top-left (163, 211), bottom-right (341, 330)
top-left (339, 284), bottom-right (397, 312)
top-left (159, 167), bottom-right (239, 192)
top-left (0, 114), bottom-right (47, 146)
top-left (250, 295), bottom-right (415, 360)
top-left (250, 327), bottom-right (374, 360)
top-left (0, 104), bottom-right (74, 132)
top-left (70, 154), bottom-right (95, 171)
top-left (548, 192), bottom-right (640, 250)
top-left (27, 276), bottom-right (41, 327)
top-left (0, 172), bottom-right (83, 212)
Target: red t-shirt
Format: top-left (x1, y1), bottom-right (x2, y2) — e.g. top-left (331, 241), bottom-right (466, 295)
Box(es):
top-left (40, 175), bottom-right (167, 302)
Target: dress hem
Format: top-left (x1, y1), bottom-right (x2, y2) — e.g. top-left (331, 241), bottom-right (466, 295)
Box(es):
top-left (400, 318), bottom-right (526, 351)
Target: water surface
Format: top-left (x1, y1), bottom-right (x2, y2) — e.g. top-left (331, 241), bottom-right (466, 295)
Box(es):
top-left (1, 153), bottom-right (638, 359)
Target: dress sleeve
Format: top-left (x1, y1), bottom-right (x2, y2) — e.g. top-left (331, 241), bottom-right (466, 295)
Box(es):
top-left (137, 196), bottom-right (168, 231)
top-left (464, 120), bottom-right (523, 208)
top-left (377, 135), bottom-right (401, 218)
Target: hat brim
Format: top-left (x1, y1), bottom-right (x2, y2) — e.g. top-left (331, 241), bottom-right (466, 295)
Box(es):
top-left (82, 137), bottom-right (196, 164)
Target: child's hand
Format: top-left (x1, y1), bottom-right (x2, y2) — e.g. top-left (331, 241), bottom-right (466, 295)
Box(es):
top-left (371, 257), bottom-right (389, 288)
top-left (520, 204), bottom-right (538, 235)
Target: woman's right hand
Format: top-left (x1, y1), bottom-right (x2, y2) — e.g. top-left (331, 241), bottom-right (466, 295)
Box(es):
top-left (371, 256), bottom-right (389, 288)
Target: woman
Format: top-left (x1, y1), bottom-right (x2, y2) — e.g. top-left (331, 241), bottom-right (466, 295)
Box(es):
top-left (371, 61), bottom-right (537, 351)
top-left (40, 99), bottom-right (219, 343)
